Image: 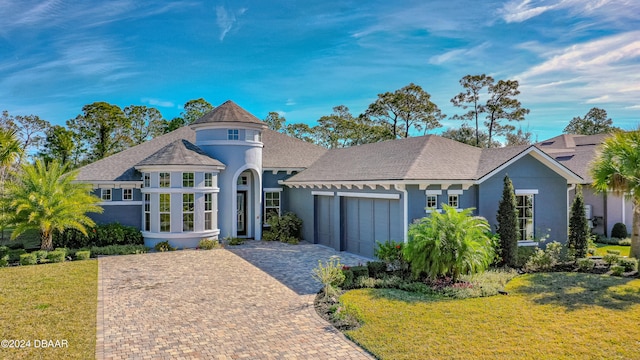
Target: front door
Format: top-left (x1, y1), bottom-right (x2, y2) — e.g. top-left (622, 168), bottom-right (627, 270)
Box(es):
top-left (237, 191), bottom-right (247, 236)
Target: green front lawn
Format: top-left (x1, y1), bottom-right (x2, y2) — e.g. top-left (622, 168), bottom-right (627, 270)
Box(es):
top-left (341, 273), bottom-right (640, 359)
top-left (594, 243), bottom-right (630, 257)
top-left (0, 260), bottom-right (98, 359)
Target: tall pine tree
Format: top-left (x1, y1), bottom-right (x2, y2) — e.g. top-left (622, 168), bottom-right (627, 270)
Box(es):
top-left (496, 175), bottom-right (519, 267)
top-left (568, 185), bottom-right (589, 259)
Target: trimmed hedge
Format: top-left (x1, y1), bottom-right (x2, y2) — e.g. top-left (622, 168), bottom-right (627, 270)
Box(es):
top-left (53, 223), bottom-right (143, 248)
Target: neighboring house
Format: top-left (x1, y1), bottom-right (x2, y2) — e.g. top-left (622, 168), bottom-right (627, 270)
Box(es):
top-left (76, 100), bottom-right (583, 257)
top-left (537, 134), bottom-right (633, 237)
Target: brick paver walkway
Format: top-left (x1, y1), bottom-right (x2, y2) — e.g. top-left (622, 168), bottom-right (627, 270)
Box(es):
top-left (97, 241), bottom-right (374, 359)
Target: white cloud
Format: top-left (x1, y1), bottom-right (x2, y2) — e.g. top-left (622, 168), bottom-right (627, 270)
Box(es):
top-left (428, 42), bottom-right (490, 65)
top-left (285, 98), bottom-right (296, 106)
top-left (216, 6), bottom-right (247, 41)
top-left (499, 0), bottom-right (639, 24)
top-left (142, 98), bottom-right (176, 108)
top-left (500, 0), bottom-right (556, 23)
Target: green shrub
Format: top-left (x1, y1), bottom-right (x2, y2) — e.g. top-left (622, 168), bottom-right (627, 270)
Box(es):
top-left (34, 250), bottom-right (48, 263)
top-left (53, 222), bottom-right (143, 248)
top-left (619, 258), bottom-right (638, 272)
top-left (577, 258), bottom-right (595, 272)
top-left (568, 185), bottom-right (589, 259)
top-left (47, 250), bottom-right (66, 263)
top-left (8, 249), bottom-right (26, 263)
top-left (226, 237), bottom-right (244, 245)
top-left (603, 254), bottom-right (620, 266)
top-left (75, 250), bottom-right (91, 260)
top-left (7, 242), bottom-right (24, 250)
top-left (312, 257), bottom-right (345, 298)
top-left (611, 265), bottom-right (625, 276)
top-left (516, 246), bottom-right (537, 267)
top-left (342, 268), bottom-right (354, 289)
top-left (356, 277), bottom-right (379, 288)
top-left (619, 238), bottom-right (631, 246)
top-left (350, 265), bottom-right (369, 279)
top-left (524, 242), bottom-right (563, 272)
top-left (0, 258), bottom-right (7, 267)
top-left (20, 253), bottom-right (37, 265)
top-left (367, 261), bottom-right (387, 279)
top-left (587, 248), bottom-right (596, 256)
top-left (374, 240), bottom-right (408, 272)
top-left (89, 245), bottom-right (149, 256)
top-left (154, 241), bottom-right (175, 252)
top-left (198, 238), bottom-right (220, 250)
top-left (405, 205), bottom-right (494, 281)
top-left (611, 222), bottom-right (628, 239)
top-left (496, 175), bottom-right (519, 267)
top-left (264, 212), bottom-right (303, 244)
top-left (606, 249), bottom-right (621, 255)
top-left (0, 245), bottom-right (9, 259)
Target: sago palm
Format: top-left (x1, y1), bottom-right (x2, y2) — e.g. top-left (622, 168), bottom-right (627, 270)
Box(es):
top-left (6, 159), bottom-right (103, 250)
top-left (404, 205), bottom-right (494, 281)
top-left (590, 130), bottom-right (640, 258)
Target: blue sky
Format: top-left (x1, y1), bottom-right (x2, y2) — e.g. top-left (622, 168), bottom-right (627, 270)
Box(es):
top-left (1, 0), bottom-right (639, 141)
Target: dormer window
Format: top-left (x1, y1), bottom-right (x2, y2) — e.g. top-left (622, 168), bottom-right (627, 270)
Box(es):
top-left (228, 129), bottom-right (239, 140)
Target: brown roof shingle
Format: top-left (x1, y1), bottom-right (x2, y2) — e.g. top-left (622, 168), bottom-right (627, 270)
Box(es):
top-left (136, 139), bottom-right (224, 167)
top-left (537, 134), bottom-right (611, 183)
top-left (191, 100), bottom-right (265, 126)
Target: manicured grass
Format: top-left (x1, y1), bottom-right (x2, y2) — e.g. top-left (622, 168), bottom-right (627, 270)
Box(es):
top-left (0, 260), bottom-right (98, 359)
top-left (594, 243), bottom-right (630, 257)
top-left (341, 273), bottom-right (640, 359)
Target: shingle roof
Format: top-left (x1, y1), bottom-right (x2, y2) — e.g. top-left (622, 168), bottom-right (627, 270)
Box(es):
top-left (536, 134), bottom-right (611, 183)
top-left (191, 100), bottom-right (265, 126)
top-left (75, 127), bottom-right (326, 182)
top-left (136, 139), bottom-right (224, 167)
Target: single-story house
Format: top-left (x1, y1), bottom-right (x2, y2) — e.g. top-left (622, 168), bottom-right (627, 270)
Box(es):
top-left (537, 133), bottom-right (633, 237)
top-left (76, 100), bottom-right (585, 258)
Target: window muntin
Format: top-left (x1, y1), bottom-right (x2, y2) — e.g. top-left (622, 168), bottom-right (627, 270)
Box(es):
top-left (182, 172), bottom-right (194, 188)
top-left (160, 193), bottom-right (170, 232)
top-left (264, 191), bottom-right (281, 223)
top-left (183, 193), bottom-right (194, 232)
top-left (426, 195), bottom-right (437, 209)
top-left (227, 129), bottom-right (239, 140)
top-left (204, 193), bottom-right (213, 230)
top-left (101, 189), bottom-right (112, 201)
top-left (144, 194), bottom-right (151, 231)
top-left (237, 175), bottom-right (248, 185)
top-left (517, 194), bottom-right (534, 241)
top-left (160, 172), bottom-right (170, 188)
top-left (143, 173), bottom-right (150, 188)
top-left (448, 194), bottom-right (459, 208)
top-left (123, 188), bottom-right (133, 201)
top-left (204, 173), bottom-right (213, 187)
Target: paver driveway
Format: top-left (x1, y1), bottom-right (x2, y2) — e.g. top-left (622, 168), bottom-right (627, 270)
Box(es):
top-left (97, 241), bottom-right (373, 359)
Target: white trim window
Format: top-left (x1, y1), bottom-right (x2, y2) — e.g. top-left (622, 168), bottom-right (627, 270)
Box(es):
top-left (101, 189), bottom-right (112, 201)
top-left (123, 188), bottom-right (133, 201)
top-left (204, 193), bottom-right (213, 230)
top-left (159, 194), bottom-right (171, 232)
top-left (426, 195), bottom-right (437, 209)
top-left (204, 173), bottom-right (213, 187)
top-left (264, 191), bottom-right (281, 223)
top-left (228, 129), bottom-right (239, 140)
top-left (182, 193), bottom-right (194, 232)
top-left (144, 194), bottom-right (151, 231)
top-left (448, 194), bottom-right (459, 208)
top-left (182, 172), bottom-right (194, 188)
top-left (516, 194), bottom-right (535, 241)
top-left (143, 173), bottom-right (150, 188)
top-left (160, 172), bottom-right (170, 188)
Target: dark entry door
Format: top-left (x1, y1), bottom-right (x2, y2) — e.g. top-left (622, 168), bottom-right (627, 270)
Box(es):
top-left (237, 191), bottom-right (247, 236)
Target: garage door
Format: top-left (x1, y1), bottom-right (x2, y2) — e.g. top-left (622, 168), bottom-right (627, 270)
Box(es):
top-left (343, 197), bottom-right (403, 258)
top-left (314, 195), bottom-right (334, 248)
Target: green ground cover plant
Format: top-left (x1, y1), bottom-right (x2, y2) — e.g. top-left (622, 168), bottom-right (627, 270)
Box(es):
top-left (594, 243), bottom-right (630, 257)
top-left (341, 273), bottom-right (640, 359)
top-left (0, 260), bottom-right (98, 359)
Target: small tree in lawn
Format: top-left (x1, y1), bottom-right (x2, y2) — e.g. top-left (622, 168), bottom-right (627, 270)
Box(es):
top-left (568, 185), bottom-right (589, 259)
top-left (496, 175), bottom-right (519, 267)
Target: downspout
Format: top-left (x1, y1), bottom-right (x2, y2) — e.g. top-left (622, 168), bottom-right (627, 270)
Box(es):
top-left (604, 192), bottom-right (608, 237)
top-left (395, 184), bottom-right (409, 243)
top-left (567, 184), bottom-right (576, 233)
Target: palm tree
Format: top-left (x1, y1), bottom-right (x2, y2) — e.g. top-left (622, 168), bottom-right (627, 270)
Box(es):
top-left (404, 205), bottom-right (494, 281)
top-left (590, 130), bottom-right (640, 258)
top-left (5, 159), bottom-right (103, 250)
top-left (0, 127), bottom-right (22, 240)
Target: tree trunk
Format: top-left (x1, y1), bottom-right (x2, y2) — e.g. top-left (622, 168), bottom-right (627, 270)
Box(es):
top-left (41, 230), bottom-right (53, 251)
top-left (631, 200), bottom-right (640, 259)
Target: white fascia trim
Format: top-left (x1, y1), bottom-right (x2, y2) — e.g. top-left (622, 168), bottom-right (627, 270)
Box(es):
top-left (425, 190), bottom-right (443, 195)
top-left (515, 189), bottom-right (539, 195)
top-left (99, 201), bottom-right (142, 206)
top-left (196, 140), bottom-right (264, 148)
top-left (142, 229), bottom-right (221, 239)
top-left (135, 165), bottom-right (225, 172)
top-left (447, 190), bottom-right (463, 195)
top-left (78, 181), bottom-right (143, 189)
top-left (190, 122), bottom-right (267, 131)
top-left (311, 191), bottom-right (334, 196)
top-left (141, 188), bottom-right (220, 194)
top-left (476, 146), bottom-right (583, 184)
top-left (282, 180), bottom-right (475, 189)
top-left (425, 209), bottom-right (442, 214)
top-left (337, 192), bottom-right (400, 200)
top-left (263, 188), bottom-right (283, 192)
top-left (265, 168), bottom-right (305, 175)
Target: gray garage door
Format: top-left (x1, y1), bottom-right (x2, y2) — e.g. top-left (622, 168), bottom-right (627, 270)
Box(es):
top-left (314, 195), bottom-right (334, 248)
top-left (343, 197), bottom-right (403, 258)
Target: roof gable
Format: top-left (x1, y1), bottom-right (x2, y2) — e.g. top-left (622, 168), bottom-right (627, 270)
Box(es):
top-left (191, 100), bottom-right (265, 126)
top-left (136, 139), bottom-right (224, 168)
